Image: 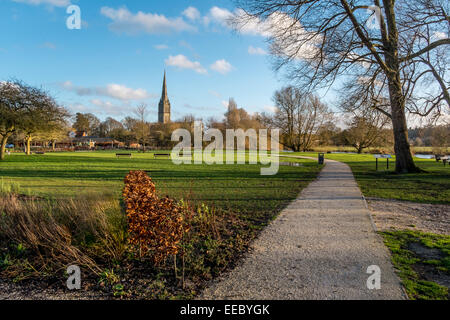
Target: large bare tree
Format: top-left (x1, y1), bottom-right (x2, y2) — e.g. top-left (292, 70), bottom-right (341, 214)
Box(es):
top-left (235, 0), bottom-right (449, 172)
top-left (269, 87), bottom-right (330, 152)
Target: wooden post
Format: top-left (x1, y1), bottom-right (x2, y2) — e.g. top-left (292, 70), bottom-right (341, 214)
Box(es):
top-left (376, 158), bottom-right (378, 171)
top-left (387, 158), bottom-right (389, 170)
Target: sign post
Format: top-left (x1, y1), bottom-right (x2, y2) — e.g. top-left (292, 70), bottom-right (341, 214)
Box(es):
top-left (374, 154), bottom-right (392, 171)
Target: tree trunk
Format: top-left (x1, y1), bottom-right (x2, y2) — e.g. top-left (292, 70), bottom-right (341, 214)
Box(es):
top-left (390, 97), bottom-right (419, 173)
top-left (26, 137), bottom-right (32, 155)
top-left (386, 68), bottom-right (420, 172)
top-left (0, 134), bottom-right (11, 160)
top-left (383, 0), bottom-right (421, 173)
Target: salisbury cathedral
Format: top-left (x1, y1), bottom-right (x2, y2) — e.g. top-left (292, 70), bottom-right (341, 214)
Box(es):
top-left (158, 71), bottom-right (171, 124)
top-left (146, 71), bottom-right (198, 149)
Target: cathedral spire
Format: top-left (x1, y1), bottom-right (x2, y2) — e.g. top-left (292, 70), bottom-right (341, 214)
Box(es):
top-left (162, 70), bottom-right (167, 99)
top-left (158, 70), bottom-right (171, 124)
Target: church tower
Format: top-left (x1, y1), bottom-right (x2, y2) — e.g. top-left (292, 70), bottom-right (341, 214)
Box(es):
top-left (158, 71), bottom-right (171, 124)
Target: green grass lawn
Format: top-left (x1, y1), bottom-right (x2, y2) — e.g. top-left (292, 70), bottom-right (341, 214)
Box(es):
top-left (0, 151), bottom-right (322, 298)
top-left (0, 151), bottom-right (321, 223)
top-left (282, 152), bottom-right (450, 205)
top-left (381, 230), bottom-right (449, 300)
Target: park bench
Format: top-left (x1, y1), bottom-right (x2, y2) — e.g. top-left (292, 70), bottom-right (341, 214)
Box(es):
top-left (116, 153), bottom-right (132, 158)
top-left (435, 155), bottom-right (449, 166)
top-left (154, 153), bottom-right (170, 158)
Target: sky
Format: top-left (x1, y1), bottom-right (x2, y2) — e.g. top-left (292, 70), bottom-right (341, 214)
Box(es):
top-left (0, 0), bottom-right (304, 122)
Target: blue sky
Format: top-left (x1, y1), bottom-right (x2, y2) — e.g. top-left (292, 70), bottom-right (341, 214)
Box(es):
top-left (0, 0), bottom-right (302, 122)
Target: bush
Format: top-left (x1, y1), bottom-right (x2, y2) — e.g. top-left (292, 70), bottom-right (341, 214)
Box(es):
top-left (123, 171), bottom-right (189, 265)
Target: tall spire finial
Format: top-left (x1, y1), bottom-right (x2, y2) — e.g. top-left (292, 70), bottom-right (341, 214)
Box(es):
top-left (162, 70), bottom-right (167, 98)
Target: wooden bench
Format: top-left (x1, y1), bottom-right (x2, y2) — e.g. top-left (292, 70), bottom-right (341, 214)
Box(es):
top-left (116, 153), bottom-right (132, 158)
top-left (154, 153), bottom-right (170, 158)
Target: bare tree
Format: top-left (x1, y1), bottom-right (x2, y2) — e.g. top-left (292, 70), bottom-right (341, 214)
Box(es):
top-left (269, 87), bottom-right (330, 152)
top-left (134, 104), bottom-right (150, 153)
top-left (430, 123), bottom-right (449, 155)
top-left (235, 0), bottom-right (450, 172)
top-left (344, 111), bottom-right (391, 153)
top-left (224, 98), bottom-right (263, 130)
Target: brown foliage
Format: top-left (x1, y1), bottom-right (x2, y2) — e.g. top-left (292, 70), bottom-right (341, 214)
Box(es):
top-left (123, 171), bottom-right (188, 264)
top-left (0, 194), bottom-right (108, 277)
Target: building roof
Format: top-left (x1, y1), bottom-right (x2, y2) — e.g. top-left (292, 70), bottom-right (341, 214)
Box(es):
top-left (72, 137), bottom-right (122, 144)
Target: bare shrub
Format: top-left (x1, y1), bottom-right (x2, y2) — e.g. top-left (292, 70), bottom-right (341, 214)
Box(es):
top-left (0, 193), bottom-right (127, 279)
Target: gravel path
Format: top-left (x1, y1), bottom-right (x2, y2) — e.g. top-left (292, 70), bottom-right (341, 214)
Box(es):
top-left (200, 159), bottom-right (406, 300)
top-left (368, 198), bottom-right (450, 235)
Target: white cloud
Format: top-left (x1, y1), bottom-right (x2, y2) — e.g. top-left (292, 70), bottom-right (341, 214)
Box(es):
top-left (100, 6), bottom-right (196, 34)
top-left (104, 84), bottom-right (150, 100)
top-left (67, 103), bottom-right (89, 113)
top-left (208, 7), bottom-right (234, 26)
top-left (154, 44), bottom-right (169, 50)
top-left (205, 8), bottom-right (320, 61)
top-left (205, 7), bottom-right (271, 36)
top-left (210, 59), bottom-right (233, 74)
top-left (234, 9), bottom-right (273, 37)
top-left (263, 12), bottom-right (322, 60)
top-left (12, 0), bottom-right (70, 7)
top-left (263, 105), bottom-right (278, 113)
top-left (165, 54), bottom-right (207, 74)
top-left (433, 31), bottom-right (448, 40)
top-left (90, 99), bottom-right (113, 108)
top-left (62, 81), bottom-right (152, 101)
top-left (248, 46), bottom-right (267, 55)
top-left (67, 100), bottom-right (130, 117)
top-left (183, 6), bottom-right (201, 21)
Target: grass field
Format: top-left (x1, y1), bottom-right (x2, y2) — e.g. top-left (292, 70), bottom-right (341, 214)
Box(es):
top-left (1, 150), bottom-right (448, 299)
top-left (0, 151), bottom-right (321, 224)
top-left (282, 152), bottom-right (450, 205)
top-left (0, 151), bottom-right (322, 298)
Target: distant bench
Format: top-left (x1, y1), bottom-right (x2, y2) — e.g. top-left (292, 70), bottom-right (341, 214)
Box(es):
top-left (116, 153), bottom-right (132, 158)
top-left (154, 153), bottom-right (170, 158)
top-left (435, 155), bottom-right (449, 166)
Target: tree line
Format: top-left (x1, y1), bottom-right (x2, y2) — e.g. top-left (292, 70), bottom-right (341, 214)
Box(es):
top-left (3, 79), bottom-right (443, 161)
